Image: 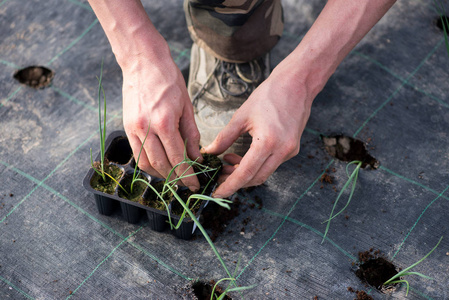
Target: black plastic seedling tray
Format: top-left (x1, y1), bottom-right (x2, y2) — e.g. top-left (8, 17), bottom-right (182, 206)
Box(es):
top-left (83, 131), bottom-right (206, 240)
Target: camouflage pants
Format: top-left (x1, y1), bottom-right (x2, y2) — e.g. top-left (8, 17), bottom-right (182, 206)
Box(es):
top-left (184, 0), bottom-right (283, 63)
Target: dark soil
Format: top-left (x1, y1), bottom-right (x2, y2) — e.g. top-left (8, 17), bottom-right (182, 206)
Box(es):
top-left (191, 280), bottom-right (232, 300)
top-left (171, 193), bottom-right (202, 217)
top-left (169, 153), bottom-right (222, 218)
top-left (435, 15), bottom-right (449, 31)
top-left (355, 248), bottom-right (398, 290)
top-left (320, 172), bottom-right (333, 184)
top-left (347, 287), bottom-right (374, 300)
top-left (195, 153), bottom-right (222, 194)
top-left (321, 135), bottom-right (379, 169)
top-left (13, 66), bottom-right (54, 88)
top-left (201, 197), bottom-right (241, 242)
top-left (90, 163), bottom-right (123, 194)
top-left (117, 173), bottom-right (148, 202)
top-left (140, 180), bottom-right (171, 210)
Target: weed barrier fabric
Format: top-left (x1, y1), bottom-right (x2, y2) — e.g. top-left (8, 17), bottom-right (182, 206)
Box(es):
top-left (0, 0), bottom-right (448, 299)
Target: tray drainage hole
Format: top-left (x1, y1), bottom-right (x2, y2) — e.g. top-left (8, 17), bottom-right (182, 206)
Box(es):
top-left (321, 135), bottom-right (379, 169)
top-left (435, 15), bottom-right (449, 32)
top-left (13, 66), bottom-right (54, 89)
top-left (191, 281), bottom-right (232, 300)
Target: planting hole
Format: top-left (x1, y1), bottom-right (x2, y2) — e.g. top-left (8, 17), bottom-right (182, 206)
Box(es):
top-left (355, 249), bottom-right (399, 292)
top-left (13, 66), bottom-right (54, 88)
top-left (435, 15), bottom-right (449, 31)
top-left (191, 281), bottom-right (232, 300)
top-left (322, 135), bottom-right (379, 169)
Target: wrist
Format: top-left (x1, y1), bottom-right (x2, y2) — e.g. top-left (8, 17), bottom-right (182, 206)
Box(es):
top-left (88, 0), bottom-right (172, 70)
top-left (271, 53), bottom-right (327, 108)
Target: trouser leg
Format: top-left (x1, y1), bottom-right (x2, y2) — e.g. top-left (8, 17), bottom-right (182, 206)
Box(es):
top-left (184, 0), bottom-right (283, 63)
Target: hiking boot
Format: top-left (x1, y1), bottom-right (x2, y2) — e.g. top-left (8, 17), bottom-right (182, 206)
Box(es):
top-left (187, 43), bottom-right (270, 156)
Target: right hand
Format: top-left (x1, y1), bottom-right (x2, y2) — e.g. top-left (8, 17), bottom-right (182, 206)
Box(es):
top-left (121, 47), bottom-right (203, 191)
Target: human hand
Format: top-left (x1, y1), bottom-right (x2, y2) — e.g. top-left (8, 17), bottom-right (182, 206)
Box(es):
top-left (202, 64), bottom-right (313, 198)
top-left (122, 49), bottom-right (203, 191)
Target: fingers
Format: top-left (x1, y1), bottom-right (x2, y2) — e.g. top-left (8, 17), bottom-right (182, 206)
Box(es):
top-left (179, 106), bottom-right (203, 163)
top-left (223, 153), bottom-right (242, 165)
top-left (158, 131), bottom-right (201, 191)
top-left (202, 116), bottom-right (245, 156)
top-left (127, 132), bottom-right (164, 178)
top-left (214, 151), bottom-right (282, 198)
top-left (128, 129), bottom-right (201, 191)
top-left (212, 141), bottom-right (270, 198)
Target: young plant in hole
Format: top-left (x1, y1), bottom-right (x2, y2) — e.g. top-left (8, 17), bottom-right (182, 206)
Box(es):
top-left (134, 151), bottom-right (255, 298)
top-left (89, 62), bottom-right (125, 193)
top-left (321, 160), bottom-right (362, 243)
top-left (164, 182), bottom-right (255, 299)
top-left (209, 254), bottom-right (255, 300)
top-left (383, 236), bottom-right (443, 296)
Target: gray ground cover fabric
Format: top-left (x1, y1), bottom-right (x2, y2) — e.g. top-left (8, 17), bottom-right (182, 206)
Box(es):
top-left (0, 0), bottom-right (448, 299)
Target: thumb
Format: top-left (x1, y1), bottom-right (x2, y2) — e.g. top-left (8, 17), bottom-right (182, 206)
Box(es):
top-left (203, 117), bottom-right (246, 155)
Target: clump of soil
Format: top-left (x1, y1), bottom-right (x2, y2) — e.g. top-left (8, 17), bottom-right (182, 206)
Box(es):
top-left (195, 153), bottom-right (223, 195)
top-left (321, 135), bottom-right (379, 169)
top-left (166, 153), bottom-right (224, 222)
top-left (347, 287), bottom-right (373, 300)
top-left (13, 66), bottom-right (54, 88)
top-left (191, 280), bottom-right (232, 300)
top-left (253, 195), bottom-right (263, 209)
top-left (202, 197), bottom-right (241, 242)
top-left (117, 173), bottom-right (148, 202)
top-left (90, 163), bottom-right (123, 194)
top-left (355, 248), bottom-right (399, 290)
top-left (320, 172), bottom-right (333, 184)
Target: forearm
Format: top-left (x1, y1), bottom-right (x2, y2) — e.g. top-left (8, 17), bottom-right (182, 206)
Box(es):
top-left (274, 0), bottom-right (396, 104)
top-left (87, 0), bottom-right (171, 69)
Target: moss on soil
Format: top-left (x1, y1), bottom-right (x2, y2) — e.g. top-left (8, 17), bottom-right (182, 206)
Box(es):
top-left (91, 163), bottom-right (123, 195)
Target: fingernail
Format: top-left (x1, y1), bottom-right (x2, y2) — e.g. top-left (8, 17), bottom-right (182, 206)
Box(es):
top-left (188, 185), bottom-right (200, 193)
top-left (212, 192), bottom-right (223, 199)
top-left (200, 147), bottom-right (207, 154)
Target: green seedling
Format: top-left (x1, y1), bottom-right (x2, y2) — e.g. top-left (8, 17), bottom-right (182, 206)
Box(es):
top-left (134, 152), bottom-right (225, 229)
top-left (210, 254), bottom-right (256, 300)
top-left (321, 160), bottom-right (362, 243)
top-left (89, 61), bottom-right (126, 192)
top-left (383, 236), bottom-right (443, 296)
top-left (128, 122), bottom-right (151, 195)
top-left (90, 61), bottom-right (107, 182)
top-left (164, 183), bottom-right (254, 299)
top-left (134, 148), bottom-right (254, 298)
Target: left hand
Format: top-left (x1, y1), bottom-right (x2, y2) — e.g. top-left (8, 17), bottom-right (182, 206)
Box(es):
top-left (202, 64), bottom-right (313, 198)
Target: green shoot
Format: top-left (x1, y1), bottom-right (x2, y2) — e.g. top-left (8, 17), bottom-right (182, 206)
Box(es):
top-left (129, 122), bottom-right (151, 194)
top-left (133, 148), bottom-right (254, 297)
top-left (90, 60), bottom-right (107, 182)
top-left (383, 236), bottom-right (443, 296)
top-left (321, 160), bottom-right (362, 243)
top-left (89, 61), bottom-right (129, 196)
top-left (210, 254), bottom-right (256, 300)
top-left (168, 186), bottom-right (232, 231)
